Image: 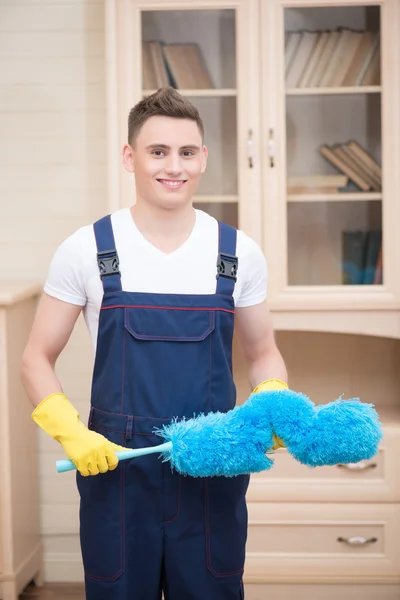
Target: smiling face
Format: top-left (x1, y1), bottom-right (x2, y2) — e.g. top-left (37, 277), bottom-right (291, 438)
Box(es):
top-left (122, 115), bottom-right (208, 210)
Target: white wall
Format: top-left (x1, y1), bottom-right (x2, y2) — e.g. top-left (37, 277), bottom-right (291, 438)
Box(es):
top-left (0, 0), bottom-right (109, 581)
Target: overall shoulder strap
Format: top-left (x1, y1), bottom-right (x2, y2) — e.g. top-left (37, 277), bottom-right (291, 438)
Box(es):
top-left (216, 221), bottom-right (238, 297)
top-left (93, 215), bottom-right (122, 293)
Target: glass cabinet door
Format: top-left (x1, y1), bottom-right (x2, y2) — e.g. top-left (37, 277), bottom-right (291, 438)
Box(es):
top-left (140, 7), bottom-right (239, 228)
top-left (281, 4), bottom-right (383, 288)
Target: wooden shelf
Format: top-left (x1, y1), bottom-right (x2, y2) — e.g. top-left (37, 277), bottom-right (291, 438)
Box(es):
top-left (286, 86), bottom-right (381, 96)
top-left (193, 195), bottom-right (238, 204)
top-left (287, 192), bottom-right (382, 202)
top-left (142, 88), bottom-right (237, 97)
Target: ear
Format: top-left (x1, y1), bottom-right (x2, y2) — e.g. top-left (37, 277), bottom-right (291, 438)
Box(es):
top-left (122, 144), bottom-right (135, 173)
top-left (201, 145), bottom-right (208, 173)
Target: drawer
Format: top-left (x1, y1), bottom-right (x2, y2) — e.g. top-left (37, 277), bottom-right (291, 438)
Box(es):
top-left (245, 502), bottom-right (400, 581)
top-left (247, 427), bottom-right (399, 503)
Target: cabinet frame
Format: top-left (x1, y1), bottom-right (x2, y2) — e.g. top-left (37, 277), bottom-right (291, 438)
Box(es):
top-left (261, 0), bottom-right (400, 311)
top-left (105, 0), bottom-right (263, 244)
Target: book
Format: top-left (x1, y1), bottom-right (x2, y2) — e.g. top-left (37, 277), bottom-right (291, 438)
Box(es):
top-left (345, 140), bottom-right (382, 183)
top-left (319, 144), bottom-right (372, 191)
top-left (142, 41), bottom-right (172, 88)
top-left (142, 41), bottom-right (214, 90)
top-left (342, 229), bottom-right (382, 285)
top-left (286, 31), bottom-right (320, 88)
top-left (162, 43), bottom-right (214, 89)
top-left (332, 146), bottom-right (380, 191)
top-left (287, 174), bottom-right (348, 193)
top-left (362, 230), bottom-right (382, 284)
top-left (342, 230), bottom-right (367, 284)
top-left (285, 28), bottom-right (380, 88)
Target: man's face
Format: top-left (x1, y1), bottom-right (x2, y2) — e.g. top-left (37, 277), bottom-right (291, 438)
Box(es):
top-left (123, 115), bottom-right (207, 210)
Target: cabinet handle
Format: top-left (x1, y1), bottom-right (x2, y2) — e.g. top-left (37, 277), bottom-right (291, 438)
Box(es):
top-left (337, 461), bottom-right (377, 471)
top-left (247, 129), bottom-right (254, 168)
top-left (267, 128), bottom-right (275, 167)
top-left (337, 536), bottom-right (378, 546)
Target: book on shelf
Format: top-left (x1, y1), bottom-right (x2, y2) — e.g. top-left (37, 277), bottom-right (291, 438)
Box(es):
top-left (142, 41), bottom-right (214, 90)
top-left (287, 174), bottom-right (348, 194)
top-left (342, 229), bottom-right (382, 285)
top-left (319, 141), bottom-right (382, 192)
top-left (285, 28), bottom-right (380, 88)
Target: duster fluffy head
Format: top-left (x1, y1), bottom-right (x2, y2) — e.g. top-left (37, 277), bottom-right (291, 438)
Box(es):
top-left (155, 389), bottom-right (383, 477)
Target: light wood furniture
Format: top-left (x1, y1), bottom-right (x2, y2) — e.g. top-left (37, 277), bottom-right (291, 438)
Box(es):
top-left (0, 283), bottom-right (43, 600)
top-left (106, 0), bottom-right (400, 333)
top-left (105, 1), bottom-right (400, 597)
top-left (21, 583), bottom-right (85, 599)
top-left (235, 329), bottom-right (400, 598)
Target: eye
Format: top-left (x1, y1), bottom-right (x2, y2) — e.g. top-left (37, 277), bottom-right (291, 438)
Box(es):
top-left (151, 149), bottom-right (165, 157)
top-left (182, 150), bottom-right (194, 157)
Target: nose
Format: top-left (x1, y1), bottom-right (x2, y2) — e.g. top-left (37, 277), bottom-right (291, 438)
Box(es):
top-left (164, 152), bottom-right (183, 176)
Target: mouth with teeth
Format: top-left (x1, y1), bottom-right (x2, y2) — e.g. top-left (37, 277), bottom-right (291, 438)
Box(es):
top-left (157, 179), bottom-right (187, 190)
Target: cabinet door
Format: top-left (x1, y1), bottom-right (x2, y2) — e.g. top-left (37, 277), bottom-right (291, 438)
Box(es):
top-left (260, 0), bottom-right (400, 310)
top-left (106, 0), bottom-right (262, 243)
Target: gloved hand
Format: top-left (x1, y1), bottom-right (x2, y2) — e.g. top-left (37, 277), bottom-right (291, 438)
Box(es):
top-left (252, 379), bottom-right (288, 450)
top-left (32, 393), bottom-right (126, 476)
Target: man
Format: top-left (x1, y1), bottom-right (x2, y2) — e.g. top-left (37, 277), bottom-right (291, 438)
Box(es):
top-left (21, 87), bottom-right (287, 600)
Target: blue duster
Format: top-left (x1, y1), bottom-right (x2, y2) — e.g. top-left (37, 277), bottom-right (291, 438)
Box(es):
top-left (155, 388), bottom-right (383, 477)
top-left (56, 389), bottom-right (383, 476)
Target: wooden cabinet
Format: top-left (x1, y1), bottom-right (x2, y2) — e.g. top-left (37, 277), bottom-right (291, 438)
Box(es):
top-left (0, 283), bottom-right (43, 600)
top-left (105, 1), bottom-right (400, 597)
top-left (263, 1), bottom-right (400, 312)
top-left (106, 0), bottom-right (400, 334)
top-left (235, 329), bottom-right (400, 597)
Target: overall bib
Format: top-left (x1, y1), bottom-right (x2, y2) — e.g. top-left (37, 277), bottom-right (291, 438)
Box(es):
top-left (77, 214), bottom-right (249, 599)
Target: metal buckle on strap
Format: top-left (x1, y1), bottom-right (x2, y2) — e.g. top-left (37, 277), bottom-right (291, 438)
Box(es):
top-left (97, 249), bottom-right (120, 279)
top-left (216, 252), bottom-right (238, 282)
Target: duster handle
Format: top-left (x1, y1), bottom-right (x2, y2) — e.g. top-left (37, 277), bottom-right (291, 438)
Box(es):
top-left (56, 441), bottom-right (173, 473)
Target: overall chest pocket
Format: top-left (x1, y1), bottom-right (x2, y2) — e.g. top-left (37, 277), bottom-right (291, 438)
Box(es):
top-left (123, 307), bottom-right (217, 416)
top-left (124, 306), bottom-right (215, 342)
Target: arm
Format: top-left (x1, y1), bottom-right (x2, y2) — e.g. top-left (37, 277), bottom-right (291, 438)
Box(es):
top-left (21, 292), bottom-right (126, 476)
top-left (235, 300), bottom-right (288, 390)
top-left (235, 301), bottom-right (288, 450)
top-left (21, 293), bottom-right (82, 407)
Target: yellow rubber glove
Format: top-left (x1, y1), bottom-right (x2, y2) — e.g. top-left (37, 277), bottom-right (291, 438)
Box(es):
top-left (32, 393), bottom-right (126, 477)
top-left (252, 379), bottom-right (289, 450)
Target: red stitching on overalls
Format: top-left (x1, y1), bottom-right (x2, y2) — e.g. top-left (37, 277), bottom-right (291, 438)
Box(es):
top-left (90, 405), bottom-right (183, 422)
top-left (92, 425), bottom-right (126, 435)
top-left (209, 313), bottom-right (212, 412)
top-left (121, 327), bottom-right (126, 413)
top-left (102, 304), bottom-right (234, 314)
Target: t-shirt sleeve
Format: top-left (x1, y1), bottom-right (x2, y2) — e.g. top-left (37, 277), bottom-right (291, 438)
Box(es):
top-left (43, 229), bottom-right (88, 306)
top-left (236, 233), bottom-right (268, 308)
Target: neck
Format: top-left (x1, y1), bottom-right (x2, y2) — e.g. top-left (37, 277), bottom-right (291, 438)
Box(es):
top-left (130, 201), bottom-right (196, 253)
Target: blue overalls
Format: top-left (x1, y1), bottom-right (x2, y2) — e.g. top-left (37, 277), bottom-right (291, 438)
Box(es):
top-left (76, 214), bottom-right (249, 599)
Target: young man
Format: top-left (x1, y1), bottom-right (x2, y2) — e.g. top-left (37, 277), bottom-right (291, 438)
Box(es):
top-left (21, 87), bottom-right (287, 600)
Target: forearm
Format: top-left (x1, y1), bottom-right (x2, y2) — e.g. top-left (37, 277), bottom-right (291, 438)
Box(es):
top-left (20, 352), bottom-right (63, 408)
top-left (248, 348), bottom-right (288, 391)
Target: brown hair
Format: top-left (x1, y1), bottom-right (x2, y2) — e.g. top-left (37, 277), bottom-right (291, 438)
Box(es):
top-left (127, 87), bottom-right (204, 146)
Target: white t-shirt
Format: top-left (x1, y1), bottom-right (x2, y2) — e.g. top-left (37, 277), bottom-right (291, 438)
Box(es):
top-left (44, 208), bottom-right (268, 349)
